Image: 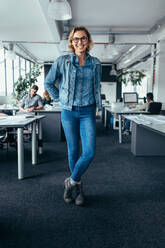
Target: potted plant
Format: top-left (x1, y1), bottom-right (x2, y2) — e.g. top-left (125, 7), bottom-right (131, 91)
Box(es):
top-left (13, 64), bottom-right (42, 101)
top-left (118, 70), bottom-right (146, 86)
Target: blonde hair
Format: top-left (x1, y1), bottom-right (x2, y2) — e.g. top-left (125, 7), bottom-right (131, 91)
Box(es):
top-left (68, 26), bottom-right (94, 52)
top-left (43, 90), bottom-right (50, 99)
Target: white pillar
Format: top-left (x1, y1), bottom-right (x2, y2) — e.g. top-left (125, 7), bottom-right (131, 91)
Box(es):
top-left (147, 55), bottom-right (154, 92)
top-left (153, 40), bottom-right (165, 102)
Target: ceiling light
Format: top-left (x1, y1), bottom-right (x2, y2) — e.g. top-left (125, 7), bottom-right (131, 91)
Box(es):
top-left (124, 59), bottom-right (131, 64)
top-left (6, 43), bottom-right (16, 60)
top-left (128, 45), bottom-right (136, 52)
top-left (48, 0), bottom-right (72, 20)
top-left (110, 65), bottom-right (117, 76)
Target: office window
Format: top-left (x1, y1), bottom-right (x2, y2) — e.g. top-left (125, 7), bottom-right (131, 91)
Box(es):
top-left (14, 55), bottom-right (20, 82)
top-left (0, 47), bottom-right (4, 61)
top-left (26, 60), bottom-right (30, 73)
top-left (0, 49), bottom-right (5, 95)
top-left (0, 48), bottom-right (42, 97)
top-left (136, 76), bottom-right (147, 98)
top-left (31, 62), bottom-right (35, 69)
top-left (122, 75), bottom-right (147, 100)
top-left (6, 58), bottom-right (13, 96)
top-left (20, 57), bottom-right (26, 77)
top-left (36, 66), bottom-right (44, 96)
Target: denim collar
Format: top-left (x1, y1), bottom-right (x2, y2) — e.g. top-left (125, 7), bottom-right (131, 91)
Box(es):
top-left (70, 52), bottom-right (91, 64)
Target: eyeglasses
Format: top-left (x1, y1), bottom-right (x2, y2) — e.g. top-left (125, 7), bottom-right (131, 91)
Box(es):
top-left (72, 36), bottom-right (88, 43)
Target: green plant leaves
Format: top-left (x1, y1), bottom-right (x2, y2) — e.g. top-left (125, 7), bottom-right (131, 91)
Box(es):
top-left (14, 65), bottom-right (42, 101)
top-left (118, 70), bottom-right (146, 86)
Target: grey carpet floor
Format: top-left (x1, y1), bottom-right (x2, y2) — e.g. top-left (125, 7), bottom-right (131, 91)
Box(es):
top-left (0, 121), bottom-right (165, 248)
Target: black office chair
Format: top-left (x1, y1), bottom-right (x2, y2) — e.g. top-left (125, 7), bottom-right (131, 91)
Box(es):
top-left (148, 102), bottom-right (162, 114)
top-left (101, 94), bottom-right (106, 100)
top-left (0, 135), bottom-right (5, 148)
top-left (0, 128), bottom-right (9, 150)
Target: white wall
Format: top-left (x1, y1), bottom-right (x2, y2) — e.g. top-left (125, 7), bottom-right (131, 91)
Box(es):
top-left (153, 39), bottom-right (165, 102)
top-left (101, 82), bottom-right (117, 103)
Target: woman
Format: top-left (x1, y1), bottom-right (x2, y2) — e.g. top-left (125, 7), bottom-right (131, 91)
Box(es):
top-left (42, 90), bottom-right (52, 106)
top-left (45, 26), bottom-right (102, 206)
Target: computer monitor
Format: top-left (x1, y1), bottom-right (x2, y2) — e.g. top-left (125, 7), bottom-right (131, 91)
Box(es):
top-left (123, 92), bottom-right (138, 104)
top-left (0, 96), bottom-right (9, 105)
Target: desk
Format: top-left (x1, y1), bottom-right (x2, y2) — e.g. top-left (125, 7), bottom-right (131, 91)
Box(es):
top-left (0, 104), bottom-right (19, 115)
top-left (102, 103), bottom-right (111, 124)
top-left (35, 106), bottom-right (65, 142)
top-left (123, 114), bottom-right (165, 156)
top-left (0, 115), bottom-right (45, 179)
top-left (104, 106), bottom-right (146, 143)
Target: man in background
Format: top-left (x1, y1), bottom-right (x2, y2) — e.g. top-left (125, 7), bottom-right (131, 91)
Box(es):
top-left (124, 92), bottom-right (154, 135)
top-left (19, 85), bottom-right (43, 113)
top-left (139, 92), bottom-right (153, 111)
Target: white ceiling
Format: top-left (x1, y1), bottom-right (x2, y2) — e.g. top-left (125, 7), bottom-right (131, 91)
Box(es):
top-left (0, 0), bottom-right (165, 67)
top-left (70, 0), bottom-right (165, 30)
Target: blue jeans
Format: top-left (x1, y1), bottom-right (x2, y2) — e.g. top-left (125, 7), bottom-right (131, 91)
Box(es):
top-left (61, 105), bottom-right (96, 182)
top-left (125, 120), bottom-right (130, 131)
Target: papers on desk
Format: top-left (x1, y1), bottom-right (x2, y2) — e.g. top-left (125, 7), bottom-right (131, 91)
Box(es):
top-left (0, 116), bottom-right (7, 120)
top-left (135, 116), bottom-right (152, 125)
top-left (43, 105), bottom-right (62, 111)
top-left (0, 115), bottom-right (34, 125)
top-left (16, 113), bottom-right (35, 118)
top-left (124, 114), bottom-right (165, 125)
top-left (7, 116), bottom-right (27, 124)
top-left (44, 104), bottom-right (53, 110)
top-left (8, 115), bottom-right (33, 120)
top-left (0, 104), bottom-right (18, 109)
top-left (24, 115), bottom-right (35, 118)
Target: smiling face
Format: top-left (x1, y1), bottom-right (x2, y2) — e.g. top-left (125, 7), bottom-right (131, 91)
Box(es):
top-left (72, 30), bottom-right (89, 55)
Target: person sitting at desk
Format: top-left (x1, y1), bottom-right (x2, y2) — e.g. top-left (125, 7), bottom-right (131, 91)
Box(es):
top-left (124, 92), bottom-right (154, 135)
top-left (138, 92), bottom-right (153, 111)
top-left (42, 90), bottom-right (53, 106)
top-left (19, 85), bottom-right (43, 113)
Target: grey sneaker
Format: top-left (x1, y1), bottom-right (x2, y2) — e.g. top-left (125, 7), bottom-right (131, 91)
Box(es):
top-left (75, 182), bottom-right (85, 206)
top-left (63, 178), bottom-right (75, 203)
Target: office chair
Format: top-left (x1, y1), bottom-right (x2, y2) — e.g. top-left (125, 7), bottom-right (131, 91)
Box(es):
top-left (148, 102), bottom-right (162, 114)
top-left (0, 135), bottom-right (5, 148)
top-left (101, 94), bottom-right (106, 100)
top-left (0, 128), bottom-right (10, 151)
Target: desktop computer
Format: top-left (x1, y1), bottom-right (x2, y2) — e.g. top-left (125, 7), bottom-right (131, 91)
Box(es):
top-left (0, 96), bottom-right (9, 105)
top-left (123, 92), bottom-right (138, 103)
top-left (123, 92), bottom-right (138, 108)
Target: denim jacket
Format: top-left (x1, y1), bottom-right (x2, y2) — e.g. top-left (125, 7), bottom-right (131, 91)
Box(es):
top-left (44, 53), bottom-right (102, 111)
